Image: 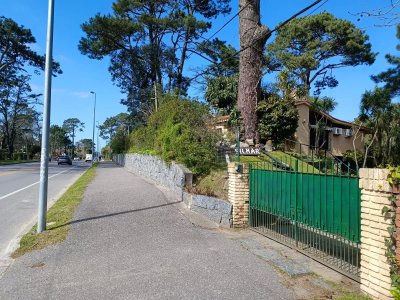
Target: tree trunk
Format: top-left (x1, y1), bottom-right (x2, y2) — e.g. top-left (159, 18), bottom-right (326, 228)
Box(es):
top-left (238, 0), bottom-right (270, 142)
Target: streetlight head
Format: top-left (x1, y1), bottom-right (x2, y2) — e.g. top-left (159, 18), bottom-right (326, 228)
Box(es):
top-left (90, 91), bottom-right (95, 94)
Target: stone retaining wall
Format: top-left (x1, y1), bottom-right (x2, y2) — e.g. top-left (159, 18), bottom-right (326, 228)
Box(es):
top-left (113, 154), bottom-right (232, 227)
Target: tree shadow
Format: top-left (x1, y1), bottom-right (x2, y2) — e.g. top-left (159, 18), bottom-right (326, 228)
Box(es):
top-left (49, 200), bottom-right (182, 231)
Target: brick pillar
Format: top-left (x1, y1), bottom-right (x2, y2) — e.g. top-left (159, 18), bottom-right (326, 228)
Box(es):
top-left (359, 168), bottom-right (393, 299)
top-left (228, 162), bottom-right (249, 228)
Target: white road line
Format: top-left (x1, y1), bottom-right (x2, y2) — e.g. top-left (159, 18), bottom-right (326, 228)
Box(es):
top-left (0, 167), bottom-right (76, 200)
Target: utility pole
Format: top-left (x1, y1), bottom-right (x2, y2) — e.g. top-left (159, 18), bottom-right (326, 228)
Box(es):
top-left (37, 0), bottom-right (55, 233)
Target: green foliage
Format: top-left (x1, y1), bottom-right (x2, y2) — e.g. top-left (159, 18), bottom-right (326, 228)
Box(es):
top-left (388, 166), bottom-right (400, 185)
top-left (360, 87), bottom-right (400, 166)
top-left (128, 95), bottom-right (219, 176)
top-left (372, 24), bottom-right (400, 98)
top-left (79, 0), bottom-right (231, 118)
top-left (109, 129), bottom-right (129, 154)
top-left (205, 75), bottom-right (238, 114)
top-left (266, 12), bottom-right (376, 96)
top-left (99, 112), bottom-right (139, 141)
top-left (360, 26), bottom-right (400, 167)
top-left (381, 195), bottom-right (400, 295)
top-left (257, 96), bottom-right (299, 146)
top-left (0, 16), bottom-right (61, 75)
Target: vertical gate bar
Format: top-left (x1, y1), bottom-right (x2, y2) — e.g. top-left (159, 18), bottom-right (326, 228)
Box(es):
top-left (295, 160), bottom-right (299, 247)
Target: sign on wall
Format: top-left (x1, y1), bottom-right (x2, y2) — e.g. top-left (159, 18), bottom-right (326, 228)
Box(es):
top-left (236, 148), bottom-right (260, 156)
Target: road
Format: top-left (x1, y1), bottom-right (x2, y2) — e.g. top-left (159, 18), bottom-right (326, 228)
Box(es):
top-left (0, 160), bottom-right (89, 260)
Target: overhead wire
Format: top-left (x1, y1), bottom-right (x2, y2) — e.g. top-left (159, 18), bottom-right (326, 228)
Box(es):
top-left (187, 0), bottom-right (329, 83)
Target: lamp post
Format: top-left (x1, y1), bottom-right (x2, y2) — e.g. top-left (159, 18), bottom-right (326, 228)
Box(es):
top-left (96, 121), bottom-right (100, 159)
top-left (37, 0), bottom-right (55, 233)
top-left (90, 91), bottom-right (96, 167)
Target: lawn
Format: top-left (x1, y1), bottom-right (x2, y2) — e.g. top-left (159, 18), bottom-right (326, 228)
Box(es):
top-left (0, 159), bottom-right (39, 165)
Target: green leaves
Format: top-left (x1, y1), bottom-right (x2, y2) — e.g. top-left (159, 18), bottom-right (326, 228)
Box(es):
top-left (266, 12), bottom-right (377, 96)
top-left (257, 96), bottom-right (299, 146)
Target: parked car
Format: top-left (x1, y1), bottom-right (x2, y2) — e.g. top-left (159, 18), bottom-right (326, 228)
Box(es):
top-left (57, 155), bottom-right (72, 165)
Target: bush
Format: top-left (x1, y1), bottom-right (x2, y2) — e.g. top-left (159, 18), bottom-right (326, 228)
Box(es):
top-left (128, 95), bottom-right (220, 176)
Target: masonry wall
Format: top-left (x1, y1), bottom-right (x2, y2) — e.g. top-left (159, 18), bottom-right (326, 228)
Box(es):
top-left (395, 189), bottom-right (400, 274)
top-left (359, 168), bottom-right (393, 300)
top-left (228, 162), bottom-right (249, 227)
top-left (113, 154), bottom-right (232, 227)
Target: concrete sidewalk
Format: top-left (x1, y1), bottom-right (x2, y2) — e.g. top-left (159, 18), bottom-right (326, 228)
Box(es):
top-left (0, 162), bottom-right (358, 299)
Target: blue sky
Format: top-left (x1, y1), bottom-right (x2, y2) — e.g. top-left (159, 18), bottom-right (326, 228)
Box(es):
top-left (1, 0), bottom-right (398, 147)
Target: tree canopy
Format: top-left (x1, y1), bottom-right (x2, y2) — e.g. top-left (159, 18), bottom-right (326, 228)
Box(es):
top-left (266, 12), bottom-right (377, 96)
top-left (79, 0), bottom-right (230, 121)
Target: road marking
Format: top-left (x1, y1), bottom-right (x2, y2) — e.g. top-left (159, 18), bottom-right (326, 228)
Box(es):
top-left (0, 168), bottom-right (76, 201)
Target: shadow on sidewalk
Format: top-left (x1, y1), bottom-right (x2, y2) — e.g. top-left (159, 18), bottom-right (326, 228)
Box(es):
top-left (50, 200), bottom-right (182, 231)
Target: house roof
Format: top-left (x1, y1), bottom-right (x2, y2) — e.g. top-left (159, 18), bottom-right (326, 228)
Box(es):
top-left (215, 115), bottom-right (230, 124)
top-left (295, 101), bottom-right (371, 132)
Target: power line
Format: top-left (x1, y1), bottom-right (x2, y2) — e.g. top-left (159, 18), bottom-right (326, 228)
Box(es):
top-left (187, 0), bottom-right (329, 83)
top-left (186, 2), bottom-right (251, 62)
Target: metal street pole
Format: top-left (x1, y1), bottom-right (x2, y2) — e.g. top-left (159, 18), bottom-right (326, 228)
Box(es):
top-left (37, 0), bottom-right (55, 233)
top-left (96, 121), bottom-right (100, 159)
top-left (90, 91), bottom-right (96, 167)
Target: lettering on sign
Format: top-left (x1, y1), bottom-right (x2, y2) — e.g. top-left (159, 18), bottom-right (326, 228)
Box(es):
top-left (236, 148), bottom-right (260, 156)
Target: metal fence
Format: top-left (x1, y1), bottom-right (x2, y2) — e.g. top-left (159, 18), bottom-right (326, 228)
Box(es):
top-left (249, 158), bottom-right (361, 280)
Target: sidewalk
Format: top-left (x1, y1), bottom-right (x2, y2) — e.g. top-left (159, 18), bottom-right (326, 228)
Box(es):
top-left (0, 162), bottom-right (358, 299)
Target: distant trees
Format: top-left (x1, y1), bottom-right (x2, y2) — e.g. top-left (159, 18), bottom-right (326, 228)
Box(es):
top-left (237, 3), bottom-right (376, 142)
top-left (359, 25), bottom-right (400, 167)
top-left (98, 113), bottom-right (136, 141)
top-left (266, 12), bottom-right (376, 97)
top-left (0, 16), bottom-right (61, 159)
top-left (49, 125), bottom-right (70, 156)
top-left (79, 0), bottom-right (231, 122)
top-left (62, 118), bottom-right (84, 158)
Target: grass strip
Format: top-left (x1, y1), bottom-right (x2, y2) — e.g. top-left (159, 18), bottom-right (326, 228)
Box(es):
top-left (0, 160), bottom-right (39, 165)
top-left (11, 164), bottom-right (97, 258)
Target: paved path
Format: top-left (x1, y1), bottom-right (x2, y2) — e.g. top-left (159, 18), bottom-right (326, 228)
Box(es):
top-left (0, 162), bottom-right (357, 299)
top-left (0, 162), bottom-right (294, 299)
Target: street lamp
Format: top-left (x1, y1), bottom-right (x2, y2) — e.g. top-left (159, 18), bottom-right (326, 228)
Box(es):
top-left (96, 121), bottom-right (100, 160)
top-left (90, 91), bottom-right (96, 167)
top-left (37, 0), bottom-right (55, 233)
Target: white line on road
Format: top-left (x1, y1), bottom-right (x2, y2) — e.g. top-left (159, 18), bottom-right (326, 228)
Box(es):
top-left (0, 168), bottom-right (76, 201)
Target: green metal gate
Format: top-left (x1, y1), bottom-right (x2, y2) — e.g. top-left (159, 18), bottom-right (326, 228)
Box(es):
top-left (249, 159), bottom-right (361, 279)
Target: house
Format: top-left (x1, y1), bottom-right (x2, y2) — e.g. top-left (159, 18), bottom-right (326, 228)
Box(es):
top-left (214, 115), bottom-right (231, 138)
top-left (294, 101), bottom-right (369, 157)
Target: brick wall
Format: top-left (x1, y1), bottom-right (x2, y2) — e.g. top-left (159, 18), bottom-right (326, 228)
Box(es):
top-left (359, 168), bottom-right (393, 299)
top-left (394, 188), bottom-right (400, 272)
top-left (228, 162), bottom-right (249, 228)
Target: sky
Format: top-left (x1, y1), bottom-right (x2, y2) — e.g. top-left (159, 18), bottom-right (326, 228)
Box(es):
top-left (1, 0), bottom-right (398, 148)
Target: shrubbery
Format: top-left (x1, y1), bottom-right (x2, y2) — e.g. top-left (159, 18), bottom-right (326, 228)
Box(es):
top-left (128, 95), bottom-right (220, 176)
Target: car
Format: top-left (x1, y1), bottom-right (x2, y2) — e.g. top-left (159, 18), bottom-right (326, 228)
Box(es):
top-left (85, 154), bottom-right (93, 162)
top-left (57, 155), bottom-right (72, 165)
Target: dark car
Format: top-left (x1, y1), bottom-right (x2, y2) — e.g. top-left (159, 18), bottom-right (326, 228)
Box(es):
top-left (57, 155), bottom-right (72, 165)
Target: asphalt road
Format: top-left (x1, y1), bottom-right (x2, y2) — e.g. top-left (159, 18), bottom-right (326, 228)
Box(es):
top-left (0, 160), bottom-right (89, 260)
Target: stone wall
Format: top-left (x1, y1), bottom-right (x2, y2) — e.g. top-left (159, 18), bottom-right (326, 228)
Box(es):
top-left (113, 154), bottom-right (192, 198)
top-left (359, 168), bottom-right (393, 300)
top-left (113, 154), bottom-right (231, 227)
top-left (228, 162), bottom-right (249, 228)
top-left (183, 193), bottom-right (232, 227)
